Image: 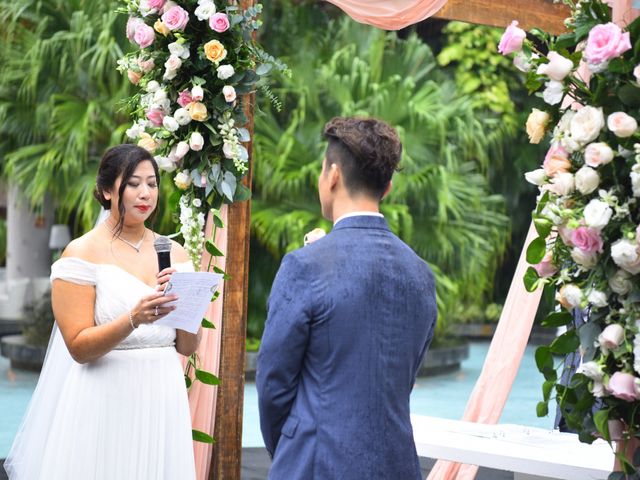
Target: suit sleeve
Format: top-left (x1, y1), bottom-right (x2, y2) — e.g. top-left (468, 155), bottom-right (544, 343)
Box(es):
top-left (412, 267), bottom-right (437, 387)
top-left (256, 253), bottom-right (312, 457)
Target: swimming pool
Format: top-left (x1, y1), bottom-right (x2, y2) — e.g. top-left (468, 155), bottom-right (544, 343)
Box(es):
top-left (1, 341), bottom-right (553, 455)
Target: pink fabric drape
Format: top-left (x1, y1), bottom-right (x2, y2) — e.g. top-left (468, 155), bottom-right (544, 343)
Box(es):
top-left (324, 0), bottom-right (448, 30)
top-left (426, 222), bottom-right (543, 480)
top-left (180, 205), bottom-right (228, 480)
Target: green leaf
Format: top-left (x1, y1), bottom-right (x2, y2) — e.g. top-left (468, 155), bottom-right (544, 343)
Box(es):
top-left (195, 369), bottom-right (220, 385)
top-left (213, 210), bottom-right (225, 228)
top-left (185, 375), bottom-right (192, 389)
top-left (533, 217), bottom-right (552, 239)
top-left (550, 330), bottom-right (580, 355)
top-left (526, 236), bottom-right (546, 264)
top-left (234, 183), bottom-right (252, 202)
top-left (205, 240), bottom-right (224, 257)
top-left (542, 379), bottom-right (555, 402)
top-left (535, 346), bottom-right (554, 373)
top-left (202, 318), bottom-right (215, 329)
top-left (617, 83), bottom-right (640, 107)
top-left (593, 409), bottom-right (611, 441)
top-left (523, 266), bottom-right (541, 292)
top-left (192, 429), bottom-right (216, 444)
top-left (536, 401), bottom-right (549, 417)
top-left (541, 311), bottom-right (573, 328)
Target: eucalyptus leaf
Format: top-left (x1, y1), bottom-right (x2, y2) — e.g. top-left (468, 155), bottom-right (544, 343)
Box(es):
top-left (256, 63), bottom-right (273, 76)
top-left (579, 321), bottom-right (601, 363)
top-left (237, 127), bottom-right (251, 142)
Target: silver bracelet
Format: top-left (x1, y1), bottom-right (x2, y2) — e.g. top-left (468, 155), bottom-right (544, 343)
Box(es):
top-left (129, 311), bottom-right (137, 330)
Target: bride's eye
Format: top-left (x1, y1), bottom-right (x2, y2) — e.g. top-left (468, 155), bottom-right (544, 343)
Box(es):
top-left (127, 182), bottom-right (140, 188)
top-left (148, 182), bottom-right (158, 189)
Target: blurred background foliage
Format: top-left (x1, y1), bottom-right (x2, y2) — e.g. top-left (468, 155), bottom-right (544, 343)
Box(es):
top-left (0, 0), bottom-right (548, 344)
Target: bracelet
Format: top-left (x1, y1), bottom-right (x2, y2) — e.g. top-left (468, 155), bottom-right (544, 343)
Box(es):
top-left (129, 311), bottom-right (137, 330)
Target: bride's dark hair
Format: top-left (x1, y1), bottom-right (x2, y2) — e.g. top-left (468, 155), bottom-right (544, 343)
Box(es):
top-left (94, 144), bottom-right (161, 235)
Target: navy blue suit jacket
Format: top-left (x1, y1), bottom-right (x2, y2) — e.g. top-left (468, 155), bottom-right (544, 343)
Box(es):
top-left (256, 215), bottom-right (437, 480)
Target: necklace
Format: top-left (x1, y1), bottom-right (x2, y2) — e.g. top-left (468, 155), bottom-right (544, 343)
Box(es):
top-left (105, 224), bottom-right (146, 253)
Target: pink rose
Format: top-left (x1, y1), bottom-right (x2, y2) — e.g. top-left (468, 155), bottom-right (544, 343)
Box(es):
top-left (534, 251), bottom-right (557, 278)
top-left (608, 371), bottom-right (638, 402)
top-left (127, 70), bottom-right (142, 85)
top-left (584, 142), bottom-right (614, 167)
top-left (558, 224), bottom-right (575, 247)
top-left (146, 108), bottom-right (165, 126)
top-left (599, 324), bottom-right (625, 350)
top-left (148, 0), bottom-right (165, 9)
top-left (137, 57), bottom-right (155, 73)
top-left (543, 144), bottom-right (571, 177)
top-left (209, 13), bottom-right (230, 33)
top-left (607, 111), bottom-right (638, 138)
top-left (584, 23), bottom-right (631, 66)
top-left (161, 5), bottom-right (189, 31)
top-left (570, 227), bottom-right (603, 254)
top-left (222, 85), bottom-right (236, 103)
top-left (134, 23), bottom-right (155, 49)
top-left (177, 90), bottom-right (193, 108)
top-left (126, 17), bottom-right (144, 42)
top-left (498, 21), bottom-right (526, 55)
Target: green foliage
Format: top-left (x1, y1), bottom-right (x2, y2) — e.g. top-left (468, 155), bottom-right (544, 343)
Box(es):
top-left (22, 289), bottom-right (55, 347)
top-left (249, 12), bottom-right (512, 339)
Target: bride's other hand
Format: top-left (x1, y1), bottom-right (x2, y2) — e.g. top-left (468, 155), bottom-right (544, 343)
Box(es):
top-left (131, 291), bottom-right (178, 326)
top-left (156, 267), bottom-right (177, 292)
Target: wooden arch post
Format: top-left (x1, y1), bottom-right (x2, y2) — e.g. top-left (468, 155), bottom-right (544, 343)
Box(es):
top-left (209, 1), bottom-right (569, 479)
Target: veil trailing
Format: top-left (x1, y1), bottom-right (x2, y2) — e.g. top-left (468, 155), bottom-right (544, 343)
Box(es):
top-left (4, 208), bottom-right (109, 478)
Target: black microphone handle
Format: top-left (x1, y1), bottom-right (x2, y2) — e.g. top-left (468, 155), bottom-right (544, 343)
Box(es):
top-left (157, 251), bottom-right (172, 271)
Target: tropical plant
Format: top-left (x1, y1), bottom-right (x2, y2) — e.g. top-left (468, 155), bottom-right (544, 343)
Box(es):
top-left (248, 15), bottom-right (512, 340)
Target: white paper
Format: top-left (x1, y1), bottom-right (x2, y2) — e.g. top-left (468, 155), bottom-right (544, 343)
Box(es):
top-left (154, 272), bottom-right (223, 334)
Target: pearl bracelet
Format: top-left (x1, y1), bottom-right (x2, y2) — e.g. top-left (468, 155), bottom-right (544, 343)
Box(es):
top-left (129, 311), bottom-right (137, 330)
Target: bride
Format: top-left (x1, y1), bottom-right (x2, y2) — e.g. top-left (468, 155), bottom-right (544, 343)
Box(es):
top-left (5, 144), bottom-right (198, 479)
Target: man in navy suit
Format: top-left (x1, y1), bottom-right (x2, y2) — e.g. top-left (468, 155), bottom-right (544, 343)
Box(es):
top-left (256, 117), bottom-right (437, 480)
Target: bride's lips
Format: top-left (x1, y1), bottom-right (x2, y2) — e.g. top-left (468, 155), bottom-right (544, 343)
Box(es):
top-left (134, 205), bottom-right (151, 213)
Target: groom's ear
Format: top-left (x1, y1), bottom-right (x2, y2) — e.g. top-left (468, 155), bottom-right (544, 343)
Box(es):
top-left (329, 163), bottom-right (340, 189)
top-left (381, 181), bottom-right (392, 200)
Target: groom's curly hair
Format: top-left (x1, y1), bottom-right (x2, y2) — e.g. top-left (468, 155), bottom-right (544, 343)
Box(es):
top-left (323, 117), bottom-right (402, 199)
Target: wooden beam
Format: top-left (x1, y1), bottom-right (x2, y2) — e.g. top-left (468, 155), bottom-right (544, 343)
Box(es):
top-left (433, 0), bottom-right (571, 35)
top-left (210, 2), bottom-right (255, 478)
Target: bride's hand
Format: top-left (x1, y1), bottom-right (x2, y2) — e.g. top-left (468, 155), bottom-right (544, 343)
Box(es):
top-left (130, 291), bottom-right (178, 326)
top-left (156, 267), bottom-right (177, 292)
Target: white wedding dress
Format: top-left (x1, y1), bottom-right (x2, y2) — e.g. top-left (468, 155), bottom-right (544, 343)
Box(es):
top-left (4, 257), bottom-right (197, 480)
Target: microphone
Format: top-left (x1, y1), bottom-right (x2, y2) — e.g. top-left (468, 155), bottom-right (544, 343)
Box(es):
top-left (154, 236), bottom-right (172, 272)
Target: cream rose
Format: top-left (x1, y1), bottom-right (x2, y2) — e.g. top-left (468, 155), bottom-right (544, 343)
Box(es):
top-left (607, 111), bottom-right (638, 138)
top-left (524, 168), bottom-right (546, 186)
top-left (611, 238), bottom-right (640, 274)
top-left (155, 155), bottom-right (176, 172)
top-left (174, 170), bottom-right (192, 190)
top-left (137, 132), bottom-right (157, 152)
top-left (583, 199), bottom-right (612, 230)
top-left (556, 284), bottom-right (583, 310)
top-left (537, 51), bottom-right (574, 81)
top-left (574, 166), bottom-right (600, 195)
top-left (304, 228), bottom-right (326, 246)
top-left (588, 290), bottom-right (608, 308)
top-left (187, 101), bottom-right (208, 121)
top-left (571, 248), bottom-right (597, 269)
top-left (569, 106), bottom-right (605, 145)
top-left (609, 269), bottom-right (633, 295)
top-left (189, 131), bottom-right (204, 151)
top-left (584, 142), bottom-right (614, 167)
top-left (174, 141), bottom-right (189, 159)
top-left (598, 324), bottom-right (625, 351)
top-left (525, 109), bottom-right (550, 144)
top-left (546, 172), bottom-right (574, 196)
top-left (222, 85), bottom-right (237, 103)
top-left (217, 64), bottom-right (235, 80)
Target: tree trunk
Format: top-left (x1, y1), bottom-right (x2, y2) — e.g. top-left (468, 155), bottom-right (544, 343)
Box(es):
top-left (6, 186), bottom-right (54, 281)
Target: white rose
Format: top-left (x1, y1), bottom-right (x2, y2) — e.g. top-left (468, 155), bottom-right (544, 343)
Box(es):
top-left (191, 85), bottom-right (204, 101)
top-left (546, 172), bottom-right (574, 196)
top-left (537, 51), bottom-right (574, 81)
top-left (168, 41), bottom-right (190, 59)
top-left (162, 116), bottom-right (179, 132)
top-left (223, 141), bottom-right (236, 159)
top-left (588, 290), bottom-right (608, 308)
top-left (575, 166), bottom-right (600, 195)
top-left (155, 155), bottom-right (176, 172)
top-left (217, 64), bottom-right (235, 80)
top-left (571, 247), bottom-right (597, 269)
top-left (598, 324), bottom-right (625, 351)
top-left (611, 238), bottom-right (640, 274)
top-left (631, 165), bottom-right (640, 197)
top-left (577, 361), bottom-right (604, 381)
top-left (584, 142), bottom-right (614, 168)
top-left (189, 131), bottom-right (204, 151)
top-left (524, 168), bottom-right (546, 186)
top-left (610, 269), bottom-right (633, 295)
top-left (608, 112), bottom-right (638, 138)
top-left (165, 55), bottom-right (182, 72)
top-left (557, 284), bottom-right (583, 309)
top-left (163, 68), bottom-right (178, 81)
top-left (153, 89), bottom-right (168, 103)
top-left (146, 80), bottom-right (161, 93)
top-left (175, 141), bottom-right (190, 159)
top-left (635, 64), bottom-right (640, 84)
top-left (194, 0), bottom-right (216, 21)
top-left (542, 80), bottom-right (564, 105)
top-left (126, 122), bottom-right (144, 139)
top-left (591, 380), bottom-right (606, 397)
top-left (174, 170), bottom-right (192, 190)
top-left (174, 108), bottom-right (192, 126)
top-left (569, 106), bottom-right (605, 145)
top-left (304, 228), bottom-right (326, 246)
top-left (222, 85), bottom-right (237, 103)
top-left (583, 199), bottom-right (612, 230)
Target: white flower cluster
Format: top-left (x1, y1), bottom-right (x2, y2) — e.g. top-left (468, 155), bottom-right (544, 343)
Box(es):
top-left (179, 193), bottom-right (206, 268)
top-left (218, 112), bottom-right (248, 174)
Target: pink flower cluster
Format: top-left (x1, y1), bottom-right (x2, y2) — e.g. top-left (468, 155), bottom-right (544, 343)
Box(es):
top-left (584, 22), bottom-right (631, 67)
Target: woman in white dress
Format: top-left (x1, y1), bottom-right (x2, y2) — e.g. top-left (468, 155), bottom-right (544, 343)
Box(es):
top-left (5, 144), bottom-right (198, 479)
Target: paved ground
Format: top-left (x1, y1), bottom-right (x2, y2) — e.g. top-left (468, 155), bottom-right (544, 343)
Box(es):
top-left (1, 450), bottom-right (513, 479)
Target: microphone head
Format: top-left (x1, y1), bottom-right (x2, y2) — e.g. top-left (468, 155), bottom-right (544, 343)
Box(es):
top-left (154, 236), bottom-right (172, 253)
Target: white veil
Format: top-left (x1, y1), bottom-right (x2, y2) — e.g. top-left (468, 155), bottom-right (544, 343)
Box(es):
top-left (4, 208), bottom-right (109, 478)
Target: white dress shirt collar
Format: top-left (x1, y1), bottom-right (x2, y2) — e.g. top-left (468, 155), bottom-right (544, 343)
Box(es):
top-left (334, 211), bottom-right (384, 226)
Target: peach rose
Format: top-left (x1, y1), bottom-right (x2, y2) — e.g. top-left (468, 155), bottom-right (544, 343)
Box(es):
top-left (187, 102), bottom-right (208, 121)
top-left (154, 19), bottom-right (170, 37)
top-left (204, 40), bottom-right (227, 64)
top-left (543, 144), bottom-right (571, 177)
top-left (137, 132), bottom-right (158, 152)
top-left (525, 109), bottom-right (550, 144)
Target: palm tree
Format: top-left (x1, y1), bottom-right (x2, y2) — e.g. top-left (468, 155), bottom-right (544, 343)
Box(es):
top-left (0, 0), bottom-right (134, 232)
top-left (248, 15), bottom-right (512, 339)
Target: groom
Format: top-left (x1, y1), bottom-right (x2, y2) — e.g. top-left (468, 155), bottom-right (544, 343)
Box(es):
top-left (256, 117), bottom-right (437, 480)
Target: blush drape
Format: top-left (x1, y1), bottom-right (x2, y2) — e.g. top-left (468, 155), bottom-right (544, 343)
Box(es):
top-left (324, 0), bottom-right (448, 30)
top-left (180, 205), bottom-right (228, 480)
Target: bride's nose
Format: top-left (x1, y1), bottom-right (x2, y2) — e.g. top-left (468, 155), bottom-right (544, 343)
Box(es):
top-left (139, 185), bottom-right (151, 199)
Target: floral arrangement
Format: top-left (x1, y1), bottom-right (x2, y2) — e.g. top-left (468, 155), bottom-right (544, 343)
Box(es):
top-left (500, 0), bottom-right (640, 462)
top-left (117, 0), bottom-right (280, 268)
top-left (116, 0), bottom-right (281, 444)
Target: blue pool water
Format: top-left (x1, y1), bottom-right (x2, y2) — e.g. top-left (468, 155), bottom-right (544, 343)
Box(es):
top-left (1, 342), bottom-right (553, 455)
